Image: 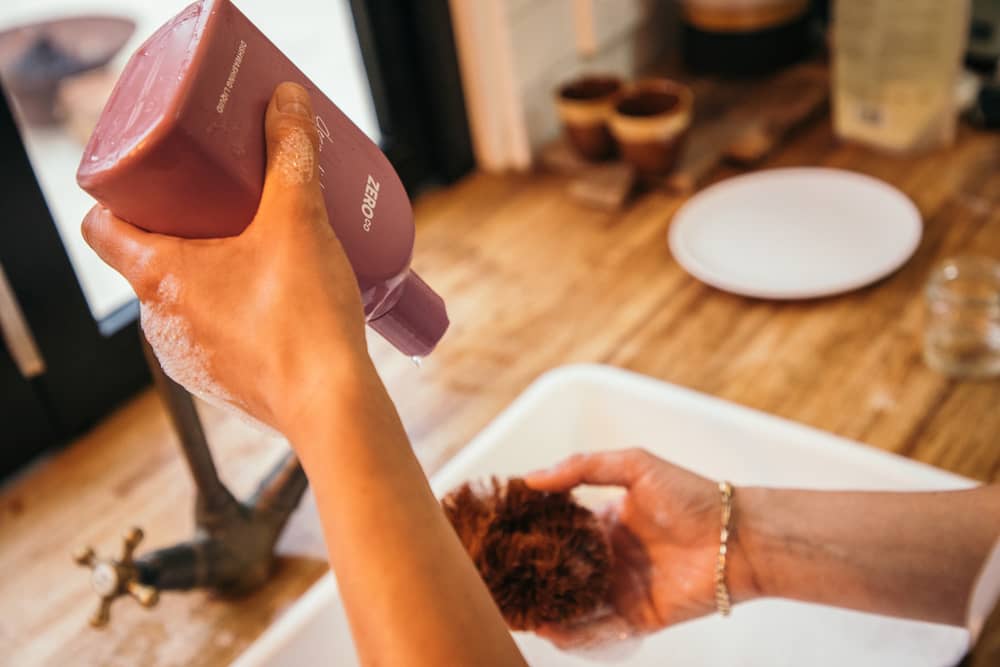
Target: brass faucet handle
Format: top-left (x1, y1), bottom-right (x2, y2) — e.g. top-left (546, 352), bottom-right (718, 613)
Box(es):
top-left (91, 597), bottom-right (113, 628)
top-left (73, 545), bottom-right (97, 568)
top-left (120, 526), bottom-right (144, 564)
top-left (127, 580), bottom-right (159, 607)
top-left (73, 526), bottom-right (159, 628)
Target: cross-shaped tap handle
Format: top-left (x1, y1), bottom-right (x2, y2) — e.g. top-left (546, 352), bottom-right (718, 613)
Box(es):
top-left (73, 527), bottom-right (160, 628)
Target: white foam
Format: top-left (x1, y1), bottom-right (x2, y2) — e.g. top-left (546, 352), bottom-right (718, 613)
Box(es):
top-left (542, 608), bottom-right (645, 659)
top-left (157, 272), bottom-right (180, 302)
top-left (274, 126), bottom-right (316, 185)
top-left (141, 274), bottom-right (282, 438)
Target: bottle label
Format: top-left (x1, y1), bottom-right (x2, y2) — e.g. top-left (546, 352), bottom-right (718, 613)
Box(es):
top-left (315, 114), bottom-right (332, 190)
top-left (362, 174), bottom-right (380, 232)
top-left (216, 39), bottom-right (247, 114)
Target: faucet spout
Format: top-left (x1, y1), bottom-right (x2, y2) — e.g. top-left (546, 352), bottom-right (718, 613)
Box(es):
top-left (75, 332), bottom-right (312, 626)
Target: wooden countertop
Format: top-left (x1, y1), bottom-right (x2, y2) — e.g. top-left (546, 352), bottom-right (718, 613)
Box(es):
top-left (3, 114), bottom-right (1000, 665)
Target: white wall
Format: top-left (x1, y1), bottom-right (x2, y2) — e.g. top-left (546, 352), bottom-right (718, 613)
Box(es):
top-left (451, 0), bottom-right (677, 171)
top-left (508, 0), bottom-right (675, 149)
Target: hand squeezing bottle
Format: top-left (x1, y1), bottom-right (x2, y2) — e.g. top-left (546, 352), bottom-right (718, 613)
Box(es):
top-left (77, 0), bottom-right (448, 357)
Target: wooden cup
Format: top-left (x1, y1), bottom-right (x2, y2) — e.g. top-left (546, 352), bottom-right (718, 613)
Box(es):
top-left (609, 79), bottom-right (694, 176)
top-left (555, 74), bottom-right (624, 161)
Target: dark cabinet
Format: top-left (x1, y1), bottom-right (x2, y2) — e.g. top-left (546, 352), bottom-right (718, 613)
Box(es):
top-left (0, 89), bottom-right (149, 480)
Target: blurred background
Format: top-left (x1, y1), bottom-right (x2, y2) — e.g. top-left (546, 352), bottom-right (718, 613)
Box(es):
top-left (2, 1), bottom-right (1000, 664)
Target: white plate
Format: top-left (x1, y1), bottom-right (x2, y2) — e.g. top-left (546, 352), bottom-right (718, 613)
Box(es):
top-left (668, 168), bottom-right (922, 299)
top-left (235, 364), bottom-right (972, 667)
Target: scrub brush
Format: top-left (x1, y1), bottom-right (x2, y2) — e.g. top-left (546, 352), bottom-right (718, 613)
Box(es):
top-left (441, 477), bottom-right (612, 631)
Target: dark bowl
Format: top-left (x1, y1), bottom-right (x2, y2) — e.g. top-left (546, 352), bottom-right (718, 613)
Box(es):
top-left (0, 15), bottom-right (135, 124)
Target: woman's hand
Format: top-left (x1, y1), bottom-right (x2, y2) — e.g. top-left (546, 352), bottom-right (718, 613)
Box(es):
top-left (528, 449), bottom-right (1000, 651)
top-left (82, 82), bottom-right (374, 434)
top-left (525, 449), bottom-right (760, 649)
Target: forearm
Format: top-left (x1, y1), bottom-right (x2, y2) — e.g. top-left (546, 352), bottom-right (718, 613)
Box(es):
top-left (737, 485), bottom-right (1000, 625)
top-left (286, 362), bottom-right (526, 667)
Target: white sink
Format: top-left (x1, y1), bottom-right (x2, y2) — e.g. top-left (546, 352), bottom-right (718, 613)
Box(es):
top-left (235, 364), bottom-right (974, 667)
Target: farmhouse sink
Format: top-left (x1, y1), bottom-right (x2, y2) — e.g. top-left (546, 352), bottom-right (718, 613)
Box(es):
top-left (234, 364), bottom-right (973, 667)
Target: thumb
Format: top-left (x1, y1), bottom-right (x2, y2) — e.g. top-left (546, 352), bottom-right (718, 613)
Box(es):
top-left (524, 450), bottom-right (653, 492)
top-left (257, 82), bottom-right (322, 216)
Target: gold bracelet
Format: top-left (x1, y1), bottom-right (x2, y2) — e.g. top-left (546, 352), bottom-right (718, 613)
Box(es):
top-left (715, 481), bottom-right (734, 616)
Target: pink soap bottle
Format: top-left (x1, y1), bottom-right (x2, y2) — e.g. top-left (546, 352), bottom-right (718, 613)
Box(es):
top-left (77, 0), bottom-right (448, 357)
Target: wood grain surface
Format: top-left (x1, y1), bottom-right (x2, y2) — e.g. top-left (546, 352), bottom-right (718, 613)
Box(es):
top-left (2, 113), bottom-right (999, 666)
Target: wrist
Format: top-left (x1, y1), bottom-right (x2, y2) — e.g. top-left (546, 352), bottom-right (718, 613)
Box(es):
top-left (728, 486), bottom-right (780, 604)
top-left (271, 344), bottom-right (381, 445)
top-left (730, 487), bottom-right (797, 603)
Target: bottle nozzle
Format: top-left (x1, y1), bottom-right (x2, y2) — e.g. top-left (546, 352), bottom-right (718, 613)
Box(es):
top-left (368, 272), bottom-right (449, 357)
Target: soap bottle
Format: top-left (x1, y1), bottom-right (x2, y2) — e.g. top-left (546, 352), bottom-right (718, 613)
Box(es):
top-left (77, 0), bottom-right (448, 357)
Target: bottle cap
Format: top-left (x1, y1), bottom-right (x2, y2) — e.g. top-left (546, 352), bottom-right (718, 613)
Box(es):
top-left (368, 271), bottom-right (449, 357)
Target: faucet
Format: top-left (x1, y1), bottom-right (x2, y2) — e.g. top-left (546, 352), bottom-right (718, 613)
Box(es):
top-left (73, 334), bottom-right (309, 627)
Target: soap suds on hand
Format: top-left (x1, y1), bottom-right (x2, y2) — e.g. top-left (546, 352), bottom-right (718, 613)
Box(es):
top-left (274, 126), bottom-right (315, 185)
top-left (141, 274), bottom-right (281, 437)
top-left (156, 273), bottom-right (181, 302)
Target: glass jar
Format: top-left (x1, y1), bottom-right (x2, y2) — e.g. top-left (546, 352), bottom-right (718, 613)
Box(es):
top-left (923, 257), bottom-right (1000, 378)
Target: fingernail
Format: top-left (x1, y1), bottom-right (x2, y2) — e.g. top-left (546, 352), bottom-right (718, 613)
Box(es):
top-left (81, 206), bottom-right (109, 240)
top-left (276, 82), bottom-right (311, 118)
top-left (85, 205), bottom-right (109, 224)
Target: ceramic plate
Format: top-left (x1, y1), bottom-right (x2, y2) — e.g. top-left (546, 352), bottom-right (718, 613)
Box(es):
top-left (668, 168), bottom-right (922, 299)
